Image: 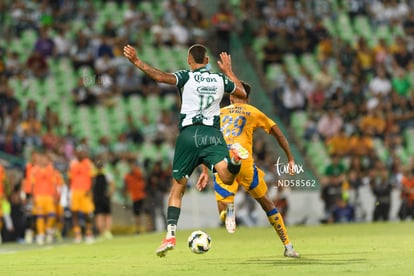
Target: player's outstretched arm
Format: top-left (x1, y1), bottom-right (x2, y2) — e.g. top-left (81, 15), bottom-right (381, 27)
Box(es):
top-left (123, 44), bottom-right (176, 85)
top-left (270, 125), bottom-right (295, 175)
top-left (217, 52), bottom-right (247, 99)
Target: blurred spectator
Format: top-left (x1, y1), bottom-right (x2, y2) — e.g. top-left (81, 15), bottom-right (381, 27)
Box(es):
top-left (70, 34), bottom-right (94, 71)
top-left (97, 36), bottom-right (114, 58)
top-left (326, 128), bottom-right (350, 157)
top-left (123, 159), bottom-right (148, 233)
top-left (34, 28), bottom-right (55, 57)
top-left (403, 10), bottom-right (414, 38)
top-left (307, 83), bottom-right (326, 114)
top-left (355, 37), bottom-right (374, 77)
top-left (211, 2), bottom-right (235, 54)
top-left (19, 114), bottom-right (42, 149)
top-left (72, 77), bottom-right (97, 106)
top-left (21, 99), bottom-right (40, 121)
top-left (53, 27), bottom-right (71, 58)
top-left (144, 160), bottom-right (170, 232)
top-left (321, 180), bottom-right (345, 224)
top-left (10, 1), bottom-right (39, 36)
top-left (292, 23), bottom-right (311, 57)
top-left (370, 165), bottom-right (394, 222)
top-left (41, 125), bottom-right (59, 151)
top-left (372, 38), bottom-right (391, 66)
top-left (170, 17), bottom-right (190, 47)
top-left (317, 108), bottom-right (343, 140)
top-left (112, 133), bottom-right (134, 161)
top-left (94, 136), bottom-right (113, 162)
top-left (359, 108), bottom-right (386, 137)
top-left (339, 42), bottom-right (357, 73)
top-left (102, 20), bottom-right (117, 40)
top-left (332, 199), bottom-right (355, 223)
top-left (156, 109), bottom-right (178, 145)
top-left (92, 159), bottom-right (115, 239)
top-left (151, 17), bottom-right (173, 48)
top-left (281, 77), bottom-right (305, 122)
top-left (398, 167), bottom-right (414, 220)
top-left (298, 68), bottom-right (316, 98)
top-left (88, 73), bottom-right (117, 106)
top-left (123, 113), bottom-right (144, 145)
top-left (26, 50), bottom-right (49, 79)
top-left (368, 67), bottom-right (392, 98)
top-left (4, 51), bottom-right (22, 76)
top-left (349, 130), bottom-right (374, 158)
top-left (391, 68), bottom-right (411, 97)
top-left (314, 64), bottom-right (333, 91)
top-left (116, 67), bottom-right (144, 97)
top-left (391, 38), bottom-right (413, 69)
top-left (94, 53), bottom-right (114, 75)
top-left (262, 39), bottom-right (283, 73)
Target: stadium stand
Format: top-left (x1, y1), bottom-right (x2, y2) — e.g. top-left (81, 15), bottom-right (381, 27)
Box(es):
top-left (1, 0), bottom-right (414, 242)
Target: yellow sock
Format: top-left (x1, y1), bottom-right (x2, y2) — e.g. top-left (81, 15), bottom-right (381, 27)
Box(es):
top-left (36, 216), bottom-right (46, 235)
top-left (267, 210), bottom-right (290, 246)
top-left (46, 216), bottom-right (56, 232)
top-left (73, 225), bottom-right (81, 237)
top-left (220, 210), bottom-right (226, 223)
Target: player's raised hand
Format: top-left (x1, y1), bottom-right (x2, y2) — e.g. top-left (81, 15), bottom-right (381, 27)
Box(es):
top-left (123, 44), bottom-right (139, 64)
top-left (217, 52), bottom-right (233, 74)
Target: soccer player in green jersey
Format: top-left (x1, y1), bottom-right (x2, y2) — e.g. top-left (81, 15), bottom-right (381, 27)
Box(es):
top-left (123, 44), bottom-right (249, 257)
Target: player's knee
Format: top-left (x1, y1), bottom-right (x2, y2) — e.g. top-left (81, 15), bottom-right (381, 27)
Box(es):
top-left (220, 175), bottom-right (234, 185)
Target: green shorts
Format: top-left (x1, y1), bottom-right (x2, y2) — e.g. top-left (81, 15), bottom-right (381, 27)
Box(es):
top-left (172, 125), bottom-right (230, 180)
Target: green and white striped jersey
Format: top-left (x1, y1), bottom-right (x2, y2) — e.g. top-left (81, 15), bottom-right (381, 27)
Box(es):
top-left (173, 67), bottom-right (235, 130)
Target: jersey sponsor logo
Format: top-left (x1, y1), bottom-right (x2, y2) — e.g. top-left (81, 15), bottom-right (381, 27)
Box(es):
top-left (194, 74), bottom-right (218, 83)
top-left (197, 86), bottom-right (218, 94)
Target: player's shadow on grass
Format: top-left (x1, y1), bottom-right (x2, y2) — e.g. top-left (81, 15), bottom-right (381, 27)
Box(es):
top-left (244, 257), bottom-right (366, 266)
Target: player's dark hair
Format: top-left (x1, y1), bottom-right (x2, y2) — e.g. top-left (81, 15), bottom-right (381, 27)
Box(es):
top-left (188, 44), bottom-right (207, 64)
top-left (241, 81), bottom-right (251, 98)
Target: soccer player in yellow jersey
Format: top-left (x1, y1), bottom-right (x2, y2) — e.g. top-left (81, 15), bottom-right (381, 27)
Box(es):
top-left (0, 164), bottom-right (5, 243)
top-left (198, 81), bottom-right (299, 257)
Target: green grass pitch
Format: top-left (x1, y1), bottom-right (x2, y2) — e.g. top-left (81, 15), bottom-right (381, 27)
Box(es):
top-left (1, 222), bottom-right (414, 275)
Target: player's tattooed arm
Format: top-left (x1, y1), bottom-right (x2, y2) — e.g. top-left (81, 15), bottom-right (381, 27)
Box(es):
top-left (123, 44), bottom-right (176, 85)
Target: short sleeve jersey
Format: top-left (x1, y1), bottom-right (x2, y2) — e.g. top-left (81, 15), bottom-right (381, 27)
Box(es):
top-left (174, 67), bottom-right (235, 129)
top-left (68, 158), bottom-right (95, 192)
top-left (220, 103), bottom-right (276, 158)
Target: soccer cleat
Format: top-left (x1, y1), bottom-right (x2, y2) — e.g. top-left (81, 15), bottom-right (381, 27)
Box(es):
top-left (104, 230), bottom-right (113, 240)
top-left (36, 234), bottom-right (45, 246)
top-left (284, 247), bottom-right (300, 258)
top-left (156, 237), bottom-right (176, 257)
top-left (225, 203), bottom-right (236, 233)
top-left (25, 229), bottom-right (34, 244)
top-left (85, 235), bottom-right (95, 244)
top-left (46, 233), bottom-right (54, 244)
top-left (74, 233), bottom-right (82, 244)
top-left (230, 143), bottom-right (249, 162)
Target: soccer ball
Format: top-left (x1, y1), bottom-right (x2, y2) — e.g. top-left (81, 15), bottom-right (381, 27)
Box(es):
top-left (188, 230), bottom-right (212, 254)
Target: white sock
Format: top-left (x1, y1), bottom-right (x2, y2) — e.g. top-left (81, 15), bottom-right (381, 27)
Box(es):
top-left (285, 243), bottom-right (293, 251)
top-left (166, 224), bottom-right (176, 239)
top-left (231, 157), bottom-right (241, 165)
